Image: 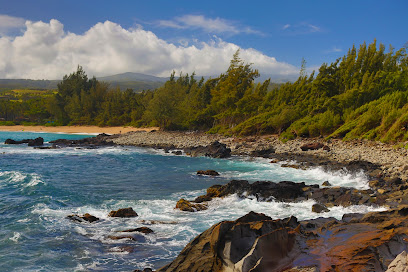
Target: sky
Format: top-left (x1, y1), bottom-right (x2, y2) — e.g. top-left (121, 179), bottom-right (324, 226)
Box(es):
top-left (0, 0), bottom-right (407, 80)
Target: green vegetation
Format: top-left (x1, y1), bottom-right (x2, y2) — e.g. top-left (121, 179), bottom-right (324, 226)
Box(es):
top-left (1, 40), bottom-right (408, 143)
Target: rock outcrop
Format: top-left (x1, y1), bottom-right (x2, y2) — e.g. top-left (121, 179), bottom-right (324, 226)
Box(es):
top-left (67, 213), bottom-right (100, 223)
top-left (158, 209), bottom-right (408, 272)
top-left (175, 199), bottom-right (207, 212)
top-left (5, 137), bottom-right (44, 146)
top-left (50, 134), bottom-right (114, 148)
top-left (185, 141), bottom-right (231, 158)
top-left (196, 170), bottom-right (220, 176)
top-left (108, 207), bottom-right (138, 217)
top-left (184, 179), bottom-right (379, 209)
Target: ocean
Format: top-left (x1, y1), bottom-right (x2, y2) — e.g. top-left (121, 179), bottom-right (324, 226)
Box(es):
top-left (0, 131), bottom-right (385, 271)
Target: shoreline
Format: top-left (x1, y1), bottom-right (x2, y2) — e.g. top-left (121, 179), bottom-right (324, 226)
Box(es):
top-left (112, 130), bottom-right (408, 181)
top-left (0, 125), bottom-right (158, 135)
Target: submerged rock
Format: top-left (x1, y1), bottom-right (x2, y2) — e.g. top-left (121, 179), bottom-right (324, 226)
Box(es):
top-left (196, 170), bottom-right (219, 176)
top-left (67, 213), bottom-right (100, 223)
top-left (119, 227), bottom-right (154, 234)
top-left (109, 207), bottom-right (138, 217)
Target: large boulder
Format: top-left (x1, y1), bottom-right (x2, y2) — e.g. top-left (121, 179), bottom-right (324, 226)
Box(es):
top-left (67, 213), bottom-right (100, 223)
top-left (186, 141), bottom-right (231, 158)
top-left (28, 137), bottom-right (44, 146)
top-left (175, 199), bottom-right (207, 212)
top-left (196, 170), bottom-right (219, 176)
top-left (159, 208), bottom-right (408, 272)
top-left (157, 212), bottom-right (298, 272)
top-left (109, 207), bottom-right (138, 217)
top-left (300, 142), bottom-right (324, 151)
top-left (250, 147), bottom-right (275, 158)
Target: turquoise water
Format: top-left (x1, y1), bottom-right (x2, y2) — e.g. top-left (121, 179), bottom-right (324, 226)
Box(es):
top-left (0, 131), bottom-right (384, 271)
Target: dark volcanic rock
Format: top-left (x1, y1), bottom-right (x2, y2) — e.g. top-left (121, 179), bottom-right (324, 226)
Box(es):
top-left (109, 207), bottom-right (138, 217)
top-left (5, 137), bottom-right (44, 146)
top-left (119, 227), bottom-right (154, 234)
top-left (67, 213), bottom-right (100, 223)
top-left (186, 141), bottom-right (231, 158)
top-left (312, 203), bottom-right (330, 213)
top-left (196, 170), bottom-right (219, 176)
top-left (250, 147), bottom-right (275, 158)
top-left (50, 134), bottom-right (114, 148)
top-left (27, 137), bottom-right (44, 146)
top-left (158, 208), bottom-right (408, 272)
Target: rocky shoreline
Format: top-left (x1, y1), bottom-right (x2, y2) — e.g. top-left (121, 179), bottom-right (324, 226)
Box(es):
top-left (109, 130), bottom-right (408, 271)
top-left (6, 130), bottom-right (408, 271)
top-left (112, 130), bottom-right (408, 180)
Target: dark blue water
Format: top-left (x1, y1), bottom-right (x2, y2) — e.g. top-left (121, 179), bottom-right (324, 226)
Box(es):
top-left (0, 131), bottom-right (382, 271)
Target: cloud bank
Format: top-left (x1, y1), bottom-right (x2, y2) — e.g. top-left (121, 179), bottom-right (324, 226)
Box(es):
top-left (0, 18), bottom-right (298, 79)
top-left (158, 14), bottom-right (261, 35)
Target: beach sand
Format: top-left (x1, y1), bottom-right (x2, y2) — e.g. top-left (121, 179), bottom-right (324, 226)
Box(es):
top-left (0, 125), bottom-right (158, 135)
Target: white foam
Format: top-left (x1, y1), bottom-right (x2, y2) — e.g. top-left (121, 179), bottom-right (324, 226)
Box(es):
top-left (0, 171), bottom-right (44, 188)
top-left (9, 232), bottom-right (21, 242)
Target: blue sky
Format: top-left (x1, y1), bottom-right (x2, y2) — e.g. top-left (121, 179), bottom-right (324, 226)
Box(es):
top-left (0, 0), bottom-right (407, 79)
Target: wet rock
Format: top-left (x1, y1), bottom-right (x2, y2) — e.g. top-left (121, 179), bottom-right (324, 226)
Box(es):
top-left (196, 170), bottom-right (219, 176)
top-left (5, 137), bottom-right (44, 146)
top-left (109, 207), bottom-right (138, 217)
top-left (119, 227), bottom-right (154, 234)
top-left (300, 143), bottom-right (324, 151)
top-left (134, 268), bottom-right (154, 272)
top-left (322, 181), bottom-right (332, 186)
top-left (67, 213), bottom-right (100, 223)
top-left (186, 141), bottom-right (231, 158)
top-left (175, 199), bottom-right (208, 212)
top-left (281, 163), bottom-right (301, 169)
top-left (172, 150), bottom-right (182, 155)
top-left (28, 137), bottom-right (44, 146)
top-left (50, 134), bottom-right (115, 148)
top-left (312, 203), bottom-right (330, 213)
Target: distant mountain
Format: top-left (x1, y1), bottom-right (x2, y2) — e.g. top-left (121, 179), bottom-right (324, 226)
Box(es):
top-left (0, 72), bottom-right (295, 93)
top-left (0, 79), bottom-right (59, 91)
top-left (0, 72), bottom-right (168, 92)
top-left (98, 72), bottom-right (168, 83)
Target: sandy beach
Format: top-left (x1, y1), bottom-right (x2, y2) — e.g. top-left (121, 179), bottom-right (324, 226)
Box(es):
top-left (0, 125), bottom-right (158, 135)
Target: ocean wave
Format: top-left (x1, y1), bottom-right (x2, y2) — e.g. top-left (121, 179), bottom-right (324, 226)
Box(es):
top-left (0, 170), bottom-right (45, 188)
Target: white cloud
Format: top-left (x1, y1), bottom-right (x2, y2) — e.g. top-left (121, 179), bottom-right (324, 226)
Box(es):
top-left (282, 24), bottom-right (291, 30)
top-left (158, 15), bottom-right (261, 35)
top-left (282, 22), bottom-right (322, 34)
top-left (0, 14), bottom-right (26, 35)
top-left (0, 19), bottom-right (298, 79)
top-left (325, 46), bottom-right (342, 53)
